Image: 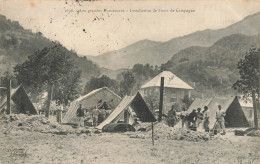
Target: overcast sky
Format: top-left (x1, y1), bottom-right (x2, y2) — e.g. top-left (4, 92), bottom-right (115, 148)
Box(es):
top-left (1, 0), bottom-right (260, 56)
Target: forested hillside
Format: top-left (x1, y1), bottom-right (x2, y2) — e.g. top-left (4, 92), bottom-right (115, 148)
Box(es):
top-left (162, 34), bottom-right (259, 98)
top-left (0, 15), bottom-right (100, 85)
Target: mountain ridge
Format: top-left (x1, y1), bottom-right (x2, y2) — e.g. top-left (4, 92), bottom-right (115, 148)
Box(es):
top-left (88, 11), bottom-right (260, 70)
top-left (163, 33), bottom-right (259, 98)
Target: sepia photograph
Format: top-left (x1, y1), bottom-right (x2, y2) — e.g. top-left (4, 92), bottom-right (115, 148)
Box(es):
top-left (0, 0), bottom-right (259, 163)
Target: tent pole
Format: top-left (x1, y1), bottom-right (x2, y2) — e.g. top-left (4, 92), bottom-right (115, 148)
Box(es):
top-left (45, 83), bottom-right (54, 118)
top-left (252, 90), bottom-right (258, 130)
top-left (158, 77), bottom-right (164, 122)
top-left (6, 79), bottom-right (11, 115)
top-left (152, 122), bottom-right (154, 145)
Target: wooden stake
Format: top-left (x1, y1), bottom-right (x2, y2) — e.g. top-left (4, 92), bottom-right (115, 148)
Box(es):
top-left (158, 77), bottom-right (164, 122)
top-left (45, 83), bottom-right (54, 118)
top-left (152, 122), bottom-right (154, 146)
top-left (252, 90), bottom-right (258, 130)
top-left (6, 79), bottom-right (11, 115)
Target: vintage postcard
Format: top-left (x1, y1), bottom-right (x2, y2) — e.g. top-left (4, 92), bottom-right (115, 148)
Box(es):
top-left (0, 0), bottom-right (259, 163)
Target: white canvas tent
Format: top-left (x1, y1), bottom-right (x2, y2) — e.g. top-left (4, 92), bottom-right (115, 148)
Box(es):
top-left (97, 92), bottom-right (157, 130)
top-left (141, 71), bottom-right (193, 90)
top-left (62, 87), bottom-right (122, 123)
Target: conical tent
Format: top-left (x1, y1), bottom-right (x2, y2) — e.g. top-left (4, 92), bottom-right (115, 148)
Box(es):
top-left (0, 85), bottom-right (37, 115)
top-left (97, 92), bottom-right (157, 130)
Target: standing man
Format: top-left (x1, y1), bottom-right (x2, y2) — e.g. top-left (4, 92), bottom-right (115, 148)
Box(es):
top-left (56, 101), bottom-right (63, 123)
top-left (92, 106), bottom-right (100, 127)
top-left (216, 105), bottom-right (226, 135)
top-left (132, 118), bottom-right (139, 127)
top-left (196, 108), bottom-right (203, 128)
top-left (77, 104), bottom-right (84, 117)
top-left (203, 106), bottom-right (210, 132)
top-left (99, 108), bottom-right (107, 123)
top-left (77, 104), bottom-right (84, 126)
top-left (187, 109), bottom-right (197, 128)
top-left (168, 105), bottom-right (177, 127)
top-left (180, 107), bottom-right (188, 129)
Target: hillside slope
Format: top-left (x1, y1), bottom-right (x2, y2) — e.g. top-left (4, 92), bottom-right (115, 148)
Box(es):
top-left (164, 34), bottom-right (259, 98)
top-left (0, 15), bottom-right (101, 84)
top-left (89, 12), bottom-right (260, 70)
top-left (87, 39), bottom-right (162, 69)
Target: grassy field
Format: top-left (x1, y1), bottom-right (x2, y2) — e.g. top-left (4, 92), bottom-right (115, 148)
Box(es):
top-left (0, 130), bottom-right (259, 164)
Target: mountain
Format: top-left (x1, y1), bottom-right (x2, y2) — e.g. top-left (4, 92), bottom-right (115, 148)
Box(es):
top-left (163, 34), bottom-right (259, 98)
top-left (170, 34), bottom-right (259, 68)
top-left (88, 12), bottom-right (260, 70)
top-left (99, 67), bottom-right (131, 79)
top-left (87, 39), bottom-right (162, 69)
top-left (0, 15), bottom-right (101, 84)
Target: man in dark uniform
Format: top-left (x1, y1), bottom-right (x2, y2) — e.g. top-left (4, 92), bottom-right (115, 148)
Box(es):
top-left (76, 104), bottom-right (84, 126)
top-left (187, 109), bottom-right (197, 128)
top-left (167, 105), bottom-right (177, 127)
top-left (77, 104), bottom-right (84, 117)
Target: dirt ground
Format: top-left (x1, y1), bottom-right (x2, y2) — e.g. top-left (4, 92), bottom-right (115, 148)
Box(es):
top-left (0, 129), bottom-right (259, 164)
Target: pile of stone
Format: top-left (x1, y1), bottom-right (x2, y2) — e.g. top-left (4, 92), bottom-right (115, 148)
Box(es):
top-left (129, 122), bottom-right (224, 141)
top-left (0, 114), bottom-right (96, 135)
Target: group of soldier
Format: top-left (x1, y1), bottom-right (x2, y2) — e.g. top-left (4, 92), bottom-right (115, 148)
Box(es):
top-left (167, 104), bottom-right (226, 134)
top-left (76, 103), bottom-right (111, 127)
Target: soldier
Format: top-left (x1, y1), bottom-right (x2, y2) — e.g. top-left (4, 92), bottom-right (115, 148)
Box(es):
top-left (196, 108), bottom-right (203, 128)
top-left (92, 106), bottom-right (100, 127)
top-left (132, 118), bottom-right (139, 127)
top-left (77, 104), bottom-right (84, 117)
top-left (187, 109), bottom-right (197, 128)
top-left (180, 107), bottom-right (188, 129)
top-left (56, 101), bottom-right (63, 123)
top-left (76, 104), bottom-right (84, 126)
top-left (203, 106), bottom-right (210, 132)
top-left (216, 105), bottom-right (226, 135)
top-left (99, 108), bottom-right (106, 123)
top-left (167, 105), bottom-right (177, 127)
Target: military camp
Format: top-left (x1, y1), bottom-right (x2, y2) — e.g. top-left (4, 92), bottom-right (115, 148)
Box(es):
top-left (0, 3), bottom-right (259, 164)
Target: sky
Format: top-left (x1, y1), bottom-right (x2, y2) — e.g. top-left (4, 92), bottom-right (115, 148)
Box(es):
top-left (1, 0), bottom-right (260, 56)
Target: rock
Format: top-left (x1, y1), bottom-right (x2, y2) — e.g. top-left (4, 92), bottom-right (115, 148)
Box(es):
top-left (94, 130), bottom-right (102, 134)
top-left (128, 122), bottom-right (223, 142)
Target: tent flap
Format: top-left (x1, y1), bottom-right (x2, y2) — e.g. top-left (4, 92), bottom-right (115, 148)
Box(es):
top-left (131, 92), bottom-right (157, 122)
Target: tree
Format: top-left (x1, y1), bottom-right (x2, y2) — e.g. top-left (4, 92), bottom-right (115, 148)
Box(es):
top-left (52, 68), bottom-right (82, 106)
top-left (233, 48), bottom-right (259, 129)
top-left (132, 64), bottom-right (144, 75)
top-left (182, 95), bottom-right (193, 109)
top-left (143, 88), bottom-right (160, 112)
top-left (84, 75), bottom-right (119, 94)
top-left (119, 71), bottom-right (136, 96)
top-left (14, 43), bottom-right (81, 117)
top-left (160, 61), bottom-right (173, 71)
top-left (0, 71), bottom-right (18, 98)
